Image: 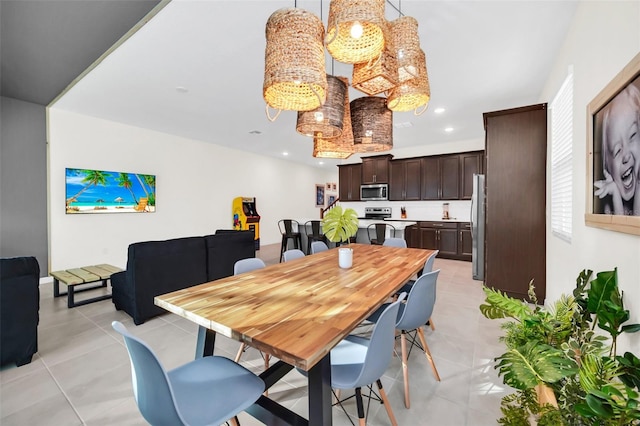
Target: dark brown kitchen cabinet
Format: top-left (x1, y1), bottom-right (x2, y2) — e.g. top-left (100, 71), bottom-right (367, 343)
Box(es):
top-left (405, 221), bottom-right (471, 261)
top-left (484, 104), bottom-right (546, 302)
top-left (420, 222), bottom-right (458, 257)
top-left (421, 155), bottom-right (460, 200)
top-left (389, 158), bottom-right (421, 201)
top-left (404, 224), bottom-right (420, 248)
top-left (361, 154), bottom-right (392, 183)
top-left (460, 151), bottom-right (484, 199)
top-left (459, 222), bottom-right (472, 260)
top-left (338, 164), bottom-right (362, 201)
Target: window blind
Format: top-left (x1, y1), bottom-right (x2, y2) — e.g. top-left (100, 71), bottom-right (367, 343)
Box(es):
top-left (550, 72), bottom-right (573, 242)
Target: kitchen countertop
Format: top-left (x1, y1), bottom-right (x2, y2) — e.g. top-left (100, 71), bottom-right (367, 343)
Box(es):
top-left (357, 219), bottom-right (416, 230)
top-left (383, 218), bottom-right (470, 223)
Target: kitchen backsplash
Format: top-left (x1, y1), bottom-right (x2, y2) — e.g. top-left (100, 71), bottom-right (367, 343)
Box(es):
top-left (341, 200), bottom-right (472, 222)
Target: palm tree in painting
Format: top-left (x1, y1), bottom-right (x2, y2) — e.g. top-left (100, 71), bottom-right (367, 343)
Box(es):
top-left (134, 174), bottom-right (150, 200)
top-left (116, 173), bottom-right (138, 204)
top-left (142, 174), bottom-right (156, 206)
top-left (66, 169), bottom-right (110, 206)
top-left (135, 174), bottom-right (156, 206)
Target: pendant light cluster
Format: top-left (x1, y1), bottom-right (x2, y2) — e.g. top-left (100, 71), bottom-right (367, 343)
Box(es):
top-left (263, 0), bottom-right (429, 159)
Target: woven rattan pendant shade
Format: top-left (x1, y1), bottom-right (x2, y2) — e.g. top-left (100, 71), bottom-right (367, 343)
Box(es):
top-left (387, 49), bottom-right (430, 112)
top-left (263, 8), bottom-right (327, 112)
top-left (326, 0), bottom-right (386, 64)
top-left (387, 51), bottom-right (431, 112)
top-left (297, 75), bottom-right (347, 138)
top-left (314, 77), bottom-right (354, 158)
top-left (351, 96), bottom-right (393, 152)
top-left (352, 22), bottom-right (398, 96)
top-left (390, 16), bottom-right (422, 83)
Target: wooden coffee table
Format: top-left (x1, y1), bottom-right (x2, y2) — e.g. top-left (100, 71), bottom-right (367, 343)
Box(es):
top-left (50, 264), bottom-right (122, 308)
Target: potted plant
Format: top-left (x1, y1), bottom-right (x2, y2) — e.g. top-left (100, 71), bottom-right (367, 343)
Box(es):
top-left (480, 269), bottom-right (640, 425)
top-left (321, 205), bottom-right (359, 268)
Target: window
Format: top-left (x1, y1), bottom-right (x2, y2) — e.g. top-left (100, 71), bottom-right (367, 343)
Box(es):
top-left (550, 71), bottom-right (573, 242)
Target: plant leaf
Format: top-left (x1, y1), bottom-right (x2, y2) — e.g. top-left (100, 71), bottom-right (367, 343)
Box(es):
top-left (480, 286), bottom-right (532, 321)
top-left (321, 206), bottom-right (359, 243)
top-left (495, 341), bottom-right (577, 390)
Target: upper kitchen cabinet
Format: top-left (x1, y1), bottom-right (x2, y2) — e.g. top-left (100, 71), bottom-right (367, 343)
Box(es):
top-left (389, 158), bottom-right (421, 201)
top-left (421, 154), bottom-right (460, 200)
top-left (338, 163), bottom-right (362, 201)
top-left (361, 154), bottom-right (392, 183)
top-left (460, 151), bottom-right (485, 199)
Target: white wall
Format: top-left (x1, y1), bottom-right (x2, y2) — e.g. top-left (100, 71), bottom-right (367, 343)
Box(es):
top-left (542, 1), bottom-right (640, 354)
top-left (47, 109), bottom-right (335, 271)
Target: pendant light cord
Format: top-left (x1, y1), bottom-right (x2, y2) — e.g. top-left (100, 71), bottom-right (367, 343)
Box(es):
top-left (386, 0), bottom-right (404, 17)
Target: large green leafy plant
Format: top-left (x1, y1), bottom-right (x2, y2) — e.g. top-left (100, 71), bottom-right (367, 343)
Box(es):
top-left (321, 206), bottom-right (359, 244)
top-left (480, 269), bottom-right (640, 425)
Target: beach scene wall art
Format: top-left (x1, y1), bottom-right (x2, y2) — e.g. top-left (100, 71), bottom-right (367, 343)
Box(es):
top-left (65, 168), bottom-right (156, 214)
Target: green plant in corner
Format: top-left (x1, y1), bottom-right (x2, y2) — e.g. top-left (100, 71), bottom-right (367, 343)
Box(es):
top-left (321, 205), bottom-right (359, 244)
top-left (480, 268), bottom-right (640, 425)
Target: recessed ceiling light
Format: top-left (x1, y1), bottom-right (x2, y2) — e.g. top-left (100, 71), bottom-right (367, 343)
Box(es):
top-left (175, 86), bottom-right (189, 93)
top-left (434, 107), bottom-right (445, 114)
top-left (444, 127), bottom-right (454, 132)
top-left (318, 161), bottom-right (324, 165)
top-left (283, 152), bottom-right (289, 156)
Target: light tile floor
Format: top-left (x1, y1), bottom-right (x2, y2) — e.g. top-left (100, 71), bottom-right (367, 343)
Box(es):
top-left (0, 244), bottom-right (511, 425)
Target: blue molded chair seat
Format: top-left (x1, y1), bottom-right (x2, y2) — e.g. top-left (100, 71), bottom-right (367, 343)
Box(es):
top-left (233, 258), bottom-right (270, 372)
top-left (112, 321), bottom-right (264, 426)
top-left (366, 270), bottom-right (441, 409)
top-left (310, 241), bottom-right (329, 254)
top-left (282, 249), bottom-right (305, 262)
top-left (330, 294), bottom-right (406, 425)
top-left (382, 237), bottom-right (407, 248)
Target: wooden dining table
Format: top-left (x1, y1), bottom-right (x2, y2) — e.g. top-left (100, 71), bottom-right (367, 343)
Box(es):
top-left (155, 243), bottom-right (433, 426)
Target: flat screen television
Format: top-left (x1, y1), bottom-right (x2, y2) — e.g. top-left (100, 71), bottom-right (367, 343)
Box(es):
top-left (65, 168), bottom-right (156, 214)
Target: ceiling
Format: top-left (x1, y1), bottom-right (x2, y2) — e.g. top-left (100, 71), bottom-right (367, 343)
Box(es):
top-left (3, 0), bottom-right (579, 169)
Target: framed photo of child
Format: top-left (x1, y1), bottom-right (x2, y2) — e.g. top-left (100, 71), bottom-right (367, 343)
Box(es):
top-left (586, 51), bottom-right (640, 236)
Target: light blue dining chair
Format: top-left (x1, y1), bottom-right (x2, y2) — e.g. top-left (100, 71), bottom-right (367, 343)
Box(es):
top-left (367, 270), bottom-right (441, 408)
top-left (330, 293), bottom-right (406, 425)
top-left (310, 241), bottom-right (329, 254)
top-left (234, 257), bottom-right (266, 274)
top-left (282, 248), bottom-right (305, 262)
top-left (398, 249), bottom-right (439, 330)
top-left (233, 258), bottom-right (269, 371)
top-left (112, 321), bottom-right (264, 426)
top-left (382, 237), bottom-right (407, 248)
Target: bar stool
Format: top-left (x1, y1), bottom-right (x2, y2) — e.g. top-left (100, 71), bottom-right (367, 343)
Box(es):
top-left (367, 223), bottom-right (396, 245)
top-left (304, 220), bottom-right (327, 254)
top-left (278, 219), bottom-right (302, 262)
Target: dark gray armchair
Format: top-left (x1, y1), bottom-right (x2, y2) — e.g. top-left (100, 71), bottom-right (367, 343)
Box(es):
top-left (1, 256), bottom-right (40, 366)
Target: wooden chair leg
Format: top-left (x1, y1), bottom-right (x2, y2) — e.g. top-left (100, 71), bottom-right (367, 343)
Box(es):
top-left (400, 331), bottom-right (410, 408)
top-left (417, 327), bottom-right (441, 381)
top-left (234, 343), bottom-right (245, 363)
top-left (355, 388), bottom-right (366, 426)
top-left (429, 317), bottom-right (435, 331)
top-left (230, 416), bottom-right (240, 426)
top-left (377, 380), bottom-right (398, 426)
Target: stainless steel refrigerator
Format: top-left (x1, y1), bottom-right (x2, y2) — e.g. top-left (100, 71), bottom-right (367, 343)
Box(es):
top-left (471, 174), bottom-right (485, 280)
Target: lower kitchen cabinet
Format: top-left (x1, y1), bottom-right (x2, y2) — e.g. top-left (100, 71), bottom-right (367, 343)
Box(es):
top-left (459, 222), bottom-right (472, 260)
top-left (405, 221), bottom-right (472, 261)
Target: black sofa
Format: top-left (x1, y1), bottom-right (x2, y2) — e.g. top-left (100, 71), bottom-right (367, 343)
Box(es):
top-left (112, 230), bottom-right (255, 325)
top-left (1, 256), bottom-right (40, 366)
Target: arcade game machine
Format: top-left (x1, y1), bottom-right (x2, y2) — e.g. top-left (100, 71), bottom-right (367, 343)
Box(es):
top-left (232, 197), bottom-right (260, 250)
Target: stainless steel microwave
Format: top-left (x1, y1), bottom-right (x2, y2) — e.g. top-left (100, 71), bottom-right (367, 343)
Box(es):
top-left (360, 183), bottom-right (388, 201)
